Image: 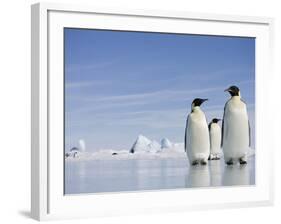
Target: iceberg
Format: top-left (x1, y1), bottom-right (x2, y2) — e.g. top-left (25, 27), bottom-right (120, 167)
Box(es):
top-left (130, 135), bottom-right (152, 153)
top-left (161, 138), bottom-right (173, 149)
top-left (65, 134), bottom-right (255, 161)
top-left (65, 147), bottom-right (80, 158)
top-left (148, 140), bottom-right (161, 153)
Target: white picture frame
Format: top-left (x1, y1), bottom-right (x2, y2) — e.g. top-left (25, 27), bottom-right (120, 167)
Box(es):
top-left (31, 2), bottom-right (274, 221)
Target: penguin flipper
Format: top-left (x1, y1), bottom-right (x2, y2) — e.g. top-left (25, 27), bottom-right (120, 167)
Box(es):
top-left (241, 99), bottom-right (251, 147)
top-left (221, 105), bottom-right (226, 148)
top-left (221, 119), bottom-right (224, 147)
top-left (221, 99), bottom-right (230, 148)
top-left (248, 119), bottom-right (251, 147)
top-left (184, 116), bottom-right (189, 153)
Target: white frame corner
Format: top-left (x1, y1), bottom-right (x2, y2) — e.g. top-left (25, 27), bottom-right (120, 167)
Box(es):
top-left (31, 2), bottom-right (274, 221)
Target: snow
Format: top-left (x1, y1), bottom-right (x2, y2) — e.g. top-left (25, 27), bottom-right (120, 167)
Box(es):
top-left (148, 140), bottom-right (161, 153)
top-left (161, 138), bottom-right (173, 149)
top-left (65, 148), bottom-right (254, 161)
top-left (173, 143), bottom-right (185, 152)
top-left (65, 134), bottom-right (255, 161)
top-left (128, 134), bottom-right (187, 154)
top-left (130, 135), bottom-right (152, 153)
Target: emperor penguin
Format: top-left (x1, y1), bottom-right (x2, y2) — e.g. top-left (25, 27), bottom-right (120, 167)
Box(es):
top-left (185, 98), bottom-right (210, 165)
top-left (208, 118), bottom-right (222, 160)
top-left (222, 86), bottom-right (251, 165)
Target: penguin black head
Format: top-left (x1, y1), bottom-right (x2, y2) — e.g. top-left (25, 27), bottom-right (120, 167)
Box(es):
top-left (224, 85), bottom-right (240, 97)
top-left (211, 118), bottom-right (221, 123)
top-left (191, 98), bottom-right (208, 108)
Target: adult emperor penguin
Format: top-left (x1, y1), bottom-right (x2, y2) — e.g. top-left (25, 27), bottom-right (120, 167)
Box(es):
top-left (185, 98), bottom-right (210, 165)
top-left (208, 118), bottom-right (222, 160)
top-left (222, 86), bottom-right (250, 165)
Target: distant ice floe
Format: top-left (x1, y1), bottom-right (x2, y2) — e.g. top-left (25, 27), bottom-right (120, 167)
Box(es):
top-left (129, 135), bottom-right (185, 154)
top-left (130, 135), bottom-right (154, 153)
top-left (65, 134), bottom-right (255, 161)
top-left (65, 147), bottom-right (80, 158)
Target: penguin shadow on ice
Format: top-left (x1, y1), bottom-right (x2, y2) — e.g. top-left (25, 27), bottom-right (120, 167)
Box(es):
top-left (186, 164), bottom-right (210, 188)
top-left (185, 98), bottom-right (210, 166)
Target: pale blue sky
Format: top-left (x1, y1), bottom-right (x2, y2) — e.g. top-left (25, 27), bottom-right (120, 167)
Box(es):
top-left (64, 28), bottom-right (255, 152)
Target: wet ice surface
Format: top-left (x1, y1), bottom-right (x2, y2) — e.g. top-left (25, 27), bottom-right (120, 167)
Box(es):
top-left (65, 156), bottom-right (255, 194)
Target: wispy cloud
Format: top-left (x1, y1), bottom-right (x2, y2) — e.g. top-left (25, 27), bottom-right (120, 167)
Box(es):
top-left (66, 87), bottom-right (213, 114)
top-left (66, 108), bottom-right (187, 129)
top-left (65, 61), bottom-right (117, 73)
top-left (67, 104), bottom-right (255, 129)
top-left (167, 67), bottom-right (255, 82)
top-left (65, 80), bottom-right (109, 89)
top-left (69, 85), bottom-right (225, 105)
top-left (66, 80), bottom-right (254, 114)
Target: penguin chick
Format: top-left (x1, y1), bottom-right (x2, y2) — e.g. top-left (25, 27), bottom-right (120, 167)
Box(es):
top-left (208, 118), bottom-right (222, 160)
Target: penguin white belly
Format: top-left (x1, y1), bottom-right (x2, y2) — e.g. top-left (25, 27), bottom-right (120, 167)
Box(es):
top-left (223, 101), bottom-right (249, 161)
top-left (210, 124), bottom-right (221, 155)
top-left (186, 111), bottom-right (210, 162)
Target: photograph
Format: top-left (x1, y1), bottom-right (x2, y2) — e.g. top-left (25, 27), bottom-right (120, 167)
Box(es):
top-left (64, 28), bottom-right (255, 194)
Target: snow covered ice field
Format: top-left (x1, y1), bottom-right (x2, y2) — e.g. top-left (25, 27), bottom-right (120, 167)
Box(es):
top-left (65, 154), bottom-right (255, 194)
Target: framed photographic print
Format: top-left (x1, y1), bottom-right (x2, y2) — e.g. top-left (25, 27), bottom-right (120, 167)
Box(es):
top-left (31, 2), bottom-right (274, 221)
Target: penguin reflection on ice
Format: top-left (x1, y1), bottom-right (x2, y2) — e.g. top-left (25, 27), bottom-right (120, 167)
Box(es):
top-left (222, 165), bottom-right (250, 186)
top-left (222, 86), bottom-right (251, 165)
top-left (208, 118), bottom-right (222, 160)
top-left (185, 98), bottom-right (210, 165)
top-left (209, 159), bottom-right (222, 186)
top-left (186, 165), bottom-right (210, 188)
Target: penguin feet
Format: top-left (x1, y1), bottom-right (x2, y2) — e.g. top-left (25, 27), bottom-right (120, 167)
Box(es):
top-left (239, 158), bottom-right (247, 165)
top-left (191, 159), bottom-right (208, 165)
top-left (200, 160), bottom-right (208, 165)
top-left (191, 160), bottom-right (199, 166)
top-left (211, 157), bottom-right (220, 160)
top-left (226, 159), bottom-right (234, 165)
top-left (209, 154), bottom-right (220, 160)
